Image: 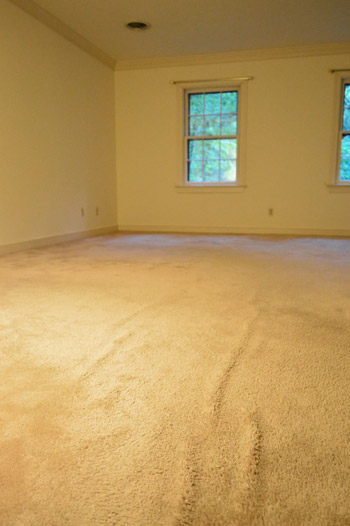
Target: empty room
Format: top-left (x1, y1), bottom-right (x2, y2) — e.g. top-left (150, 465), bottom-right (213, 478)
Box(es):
top-left (1, 0), bottom-right (350, 524)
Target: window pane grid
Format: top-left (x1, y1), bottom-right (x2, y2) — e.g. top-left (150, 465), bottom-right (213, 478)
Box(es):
top-left (186, 89), bottom-right (238, 183)
top-left (339, 132), bottom-right (350, 181)
top-left (187, 138), bottom-right (237, 183)
top-left (186, 139), bottom-right (237, 159)
top-left (342, 84), bottom-right (350, 132)
top-left (338, 82), bottom-right (350, 182)
top-left (188, 114), bottom-right (237, 137)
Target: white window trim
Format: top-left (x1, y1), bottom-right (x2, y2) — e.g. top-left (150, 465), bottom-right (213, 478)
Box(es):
top-left (176, 79), bottom-right (248, 191)
top-left (327, 72), bottom-right (350, 190)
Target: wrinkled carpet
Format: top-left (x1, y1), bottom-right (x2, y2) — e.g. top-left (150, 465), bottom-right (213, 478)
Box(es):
top-left (1, 233), bottom-right (350, 526)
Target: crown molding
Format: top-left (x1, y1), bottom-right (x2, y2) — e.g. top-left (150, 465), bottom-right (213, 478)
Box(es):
top-left (8, 0), bottom-right (116, 70)
top-left (7, 1), bottom-right (350, 74)
top-left (115, 42), bottom-right (350, 71)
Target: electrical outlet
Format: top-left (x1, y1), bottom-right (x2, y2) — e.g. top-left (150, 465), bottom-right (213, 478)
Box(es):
top-left (81, 207), bottom-right (84, 217)
top-left (268, 208), bottom-right (274, 216)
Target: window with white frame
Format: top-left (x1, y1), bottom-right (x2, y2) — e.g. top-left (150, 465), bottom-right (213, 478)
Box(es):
top-left (179, 84), bottom-right (246, 187)
top-left (336, 79), bottom-right (350, 184)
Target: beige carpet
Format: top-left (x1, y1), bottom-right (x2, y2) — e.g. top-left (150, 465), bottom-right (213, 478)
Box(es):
top-left (1, 233), bottom-right (350, 525)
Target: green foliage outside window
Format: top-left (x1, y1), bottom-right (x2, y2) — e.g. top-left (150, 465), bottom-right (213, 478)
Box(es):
top-left (340, 84), bottom-right (350, 181)
top-left (187, 90), bottom-right (238, 183)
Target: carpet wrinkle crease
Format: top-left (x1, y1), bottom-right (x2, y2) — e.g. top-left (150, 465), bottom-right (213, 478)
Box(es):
top-left (212, 314), bottom-right (259, 422)
top-left (175, 317), bottom-right (264, 526)
top-left (176, 436), bottom-right (202, 526)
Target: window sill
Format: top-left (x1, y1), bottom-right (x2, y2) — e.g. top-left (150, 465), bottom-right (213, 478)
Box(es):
top-left (175, 184), bottom-right (247, 193)
top-left (325, 183), bottom-right (350, 193)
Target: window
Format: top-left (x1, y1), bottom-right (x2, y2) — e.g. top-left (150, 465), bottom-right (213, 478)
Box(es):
top-left (337, 80), bottom-right (350, 184)
top-left (177, 81), bottom-right (247, 188)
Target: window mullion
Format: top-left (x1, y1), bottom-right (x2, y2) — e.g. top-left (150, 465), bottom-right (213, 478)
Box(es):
top-left (202, 93), bottom-right (205, 181)
top-left (218, 91), bottom-right (222, 182)
top-left (187, 135), bottom-right (237, 140)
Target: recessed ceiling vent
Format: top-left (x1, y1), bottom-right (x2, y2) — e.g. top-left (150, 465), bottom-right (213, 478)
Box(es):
top-left (126, 21), bottom-right (149, 31)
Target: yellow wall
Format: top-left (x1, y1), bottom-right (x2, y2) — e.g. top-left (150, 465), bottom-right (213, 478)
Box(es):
top-left (0, 1), bottom-right (117, 246)
top-left (1, 0), bottom-right (350, 244)
top-left (115, 54), bottom-right (350, 235)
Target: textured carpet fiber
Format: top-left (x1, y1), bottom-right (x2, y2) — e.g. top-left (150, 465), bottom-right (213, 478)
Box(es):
top-left (1, 233), bottom-right (350, 525)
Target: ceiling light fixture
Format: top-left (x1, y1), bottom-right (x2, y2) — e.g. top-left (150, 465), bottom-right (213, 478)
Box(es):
top-left (126, 21), bottom-right (149, 31)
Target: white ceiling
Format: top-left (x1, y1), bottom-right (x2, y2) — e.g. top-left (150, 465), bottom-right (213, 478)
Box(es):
top-left (21, 0), bottom-right (350, 61)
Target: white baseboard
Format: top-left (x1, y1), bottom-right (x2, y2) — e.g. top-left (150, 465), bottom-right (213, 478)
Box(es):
top-left (118, 224), bottom-right (350, 237)
top-left (1, 224), bottom-right (349, 256)
top-left (0, 226), bottom-right (119, 255)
